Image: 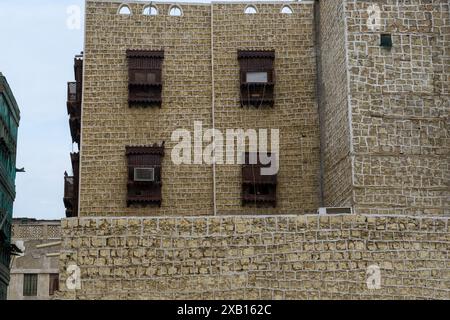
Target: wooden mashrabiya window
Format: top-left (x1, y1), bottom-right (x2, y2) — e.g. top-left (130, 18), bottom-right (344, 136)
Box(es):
top-left (126, 144), bottom-right (164, 207)
top-left (242, 152), bottom-right (277, 207)
top-left (238, 50), bottom-right (275, 108)
top-left (126, 50), bottom-right (164, 107)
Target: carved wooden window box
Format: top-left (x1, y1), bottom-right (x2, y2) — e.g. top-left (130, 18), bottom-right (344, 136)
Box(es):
top-left (126, 144), bottom-right (164, 207)
top-left (63, 152), bottom-right (79, 218)
top-left (66, 82), bottom-right (81, 118)
top-left (126, 50), bottom-right (164, 107)
top-left (69, 116), bottom-right (80, 145)
top-left (66, 54), bottom-right (83, 146)
top-left (242, 152), bottom-right (277, 207)
top-left (238, 50), bottom-right (275, 108)
top-left (63, 173), bottom-right (75, 217)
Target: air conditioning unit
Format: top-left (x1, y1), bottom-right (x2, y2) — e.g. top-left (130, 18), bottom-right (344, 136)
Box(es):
top-left (318, 207), bottom-right (353, 215)
top-left (134, 167), bottom-right (155, 182)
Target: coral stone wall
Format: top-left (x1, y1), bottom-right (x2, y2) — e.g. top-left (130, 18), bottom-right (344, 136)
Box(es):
top-left (212, 3), bottom-right (320, 215)
top-left (79, 0), bottom-right (321, 217)
top-left (58, 215), bottom-right (449, 300)
top-left (317, 0), bottom-right (449, 215)
top-left (315, 0), bottom-right (353, 207)
top-left (344, 0), bottom-right (450, 215)
top-left (80, 1), bottom-right (214, 216)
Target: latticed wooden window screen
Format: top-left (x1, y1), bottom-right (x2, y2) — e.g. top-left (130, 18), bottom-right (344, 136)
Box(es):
top-left (126, 50), bottom-right (164, 107)
top-left (126, 144), bottom-right (165, 207)
top-left (242, 152), bottom-right (277, 207)
top-left (238, 50), bottom-right (275, 107)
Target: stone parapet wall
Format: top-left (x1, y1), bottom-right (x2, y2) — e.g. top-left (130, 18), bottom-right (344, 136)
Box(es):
top-left (58, 214), bottom-right (449, 299)
top-left (12, 220), bottom-right (61, 240)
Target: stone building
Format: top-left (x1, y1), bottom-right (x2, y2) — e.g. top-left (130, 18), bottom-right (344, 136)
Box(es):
top-left (7, 219), bottom-right (61, 300)
top-left (59, 0), bottom-right (449, 299)
top-left (66, 1), bottom-right (321, 217)
top-left (0, 73), bottom-right (20, 300)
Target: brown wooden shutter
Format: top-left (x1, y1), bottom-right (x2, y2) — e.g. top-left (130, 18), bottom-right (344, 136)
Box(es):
top-left (126, 144), bottom-right (164, 207)
top-left (242, 152), bottom-right (277, 207)
top-left (126, 50), bottom-right (164, 107)
top-left (238, 50), bottom-right (275, 108)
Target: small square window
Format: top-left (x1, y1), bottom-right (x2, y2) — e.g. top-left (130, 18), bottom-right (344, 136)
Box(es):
top-left (23, 274), bottom-right (38, 297)
top-left (380, 34), bottom-right (392, 48)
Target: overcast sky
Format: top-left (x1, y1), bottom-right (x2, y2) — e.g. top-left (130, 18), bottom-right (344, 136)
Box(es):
top-left (0, 0), bottom-right (84, 219)
top-left (1, 0), bottom-right (286, 220)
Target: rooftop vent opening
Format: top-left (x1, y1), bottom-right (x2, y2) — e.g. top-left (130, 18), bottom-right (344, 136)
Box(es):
top-left (244, 5), bottom-right (257, 14)
top-left (143, 5), bottom-right (158, 16)
top-left (169, 5), bottom-right (182, 16)
top-left (281, 5), bottom-right (293, 14)
top-left (118, 4), bottom-right (132, 15)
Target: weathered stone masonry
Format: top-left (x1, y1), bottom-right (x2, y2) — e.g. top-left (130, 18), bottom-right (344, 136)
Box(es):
top-left (79, 1), bottom-right (320, 217)
top-left (58, 215), bottom-right (449, 299)
top-left (315, 0), bottom-right (353, 207)
top-left (58, 0), bottom-right (449, 299)
top-left (317, 0), bottom-right (449, 215)
top-left (78, 0), bottom-right (449, 216)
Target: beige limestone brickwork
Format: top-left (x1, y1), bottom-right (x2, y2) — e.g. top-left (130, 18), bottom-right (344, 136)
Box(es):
top-left (79, 0), bottom-right (320, 217)
top-left (57, 215), bottom-right (449, 299)
top-left (58, 0), bottom-right (450, 300)
top-left (317, 0), bottom-right (449, 215)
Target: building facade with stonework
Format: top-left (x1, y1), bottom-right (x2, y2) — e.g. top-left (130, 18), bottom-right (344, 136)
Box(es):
top-left (7, 219), bottom-right (61, 300)
top-left (58, 0), bottom-right (449, 300)
top-left (0, 73), bottom-right (20, 300)
top-left (66, 0), bottom-right (321, 217)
